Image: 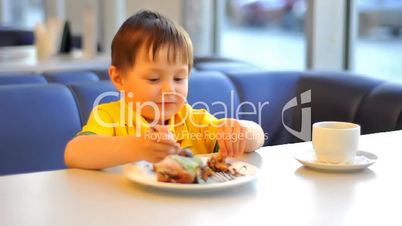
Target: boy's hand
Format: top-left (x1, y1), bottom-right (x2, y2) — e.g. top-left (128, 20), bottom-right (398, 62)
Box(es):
top-left (130, 125), bottom-right (180, 163)
top-left (216, 119), bottom-right (246, 158)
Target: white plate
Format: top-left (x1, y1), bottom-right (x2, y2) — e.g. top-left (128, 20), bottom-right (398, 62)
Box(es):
top-left (295, 150), bottom-right (377, 172)
top-left (123, 155), bottom-right (259, 191)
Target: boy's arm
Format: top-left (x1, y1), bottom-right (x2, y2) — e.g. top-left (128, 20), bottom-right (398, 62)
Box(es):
top-left (64, 132), bottom-right (179, 170)
top-left (239, 120), bottom-right (265, 152)
top-left (64, 135), bottom-right (138, 170)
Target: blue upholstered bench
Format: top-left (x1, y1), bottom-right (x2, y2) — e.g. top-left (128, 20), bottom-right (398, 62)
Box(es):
top-left (1, 68), bottom-right (402, 175)
top-left (0, 73), bottom-right (47, 85)
top-left (0, 84), bottom-right (81, 175)
top-left (44, 71), bottom-right (100, 84)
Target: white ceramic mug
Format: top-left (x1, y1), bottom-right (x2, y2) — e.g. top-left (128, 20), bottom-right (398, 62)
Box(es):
top-left (312, 121), bottom-right (360, 163)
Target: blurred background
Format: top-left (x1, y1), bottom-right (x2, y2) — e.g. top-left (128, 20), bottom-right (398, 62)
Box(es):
top-left (221, 0), bottom-right (402, 81)
top-left (1, 0), bottom-right (401, 81)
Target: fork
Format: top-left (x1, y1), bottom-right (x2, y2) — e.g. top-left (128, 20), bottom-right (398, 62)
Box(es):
top-left (210, 172), bottom-right (229, 182)
top-left (217, 172), bottom-right (236, 180)
top-left (210, 171), bottom-right (236, 182)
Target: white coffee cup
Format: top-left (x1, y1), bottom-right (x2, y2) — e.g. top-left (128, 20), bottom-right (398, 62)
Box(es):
top-left (312, 121), bottom-right (360, 163)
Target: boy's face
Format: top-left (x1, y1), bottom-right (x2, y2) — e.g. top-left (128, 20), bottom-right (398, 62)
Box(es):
top-left (112, 45), bottom-right (189, 124)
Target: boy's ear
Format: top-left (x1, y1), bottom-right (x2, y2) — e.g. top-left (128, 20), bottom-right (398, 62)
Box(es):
top-left (109, 65), bottom-right (125, 90)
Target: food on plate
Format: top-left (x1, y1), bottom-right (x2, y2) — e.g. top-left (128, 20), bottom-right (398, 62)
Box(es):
top-left (153, 154), bottom-right (213, 184)
top-left (153, 149), bottom-right (245, 184)
top-left (207, 155), bottom-right (244, 177)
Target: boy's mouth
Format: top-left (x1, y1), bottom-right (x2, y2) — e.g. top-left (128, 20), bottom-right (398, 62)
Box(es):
top-left (156, 102), bottom-right (176, 106)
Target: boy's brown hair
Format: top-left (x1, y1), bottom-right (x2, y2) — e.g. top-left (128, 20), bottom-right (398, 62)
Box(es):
top-left (111, 10), bottom-right (193, 72)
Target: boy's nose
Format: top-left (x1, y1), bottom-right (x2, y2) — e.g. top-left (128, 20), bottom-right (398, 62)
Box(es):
top-left (161, 82), bottom-right (175, 93)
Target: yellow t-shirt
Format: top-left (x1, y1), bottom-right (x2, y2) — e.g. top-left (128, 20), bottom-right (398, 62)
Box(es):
top-left (79, 100), bottom-right (221, 154)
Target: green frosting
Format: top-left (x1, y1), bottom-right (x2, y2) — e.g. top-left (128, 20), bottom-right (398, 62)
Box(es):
top-left (170, 155), bottom-right (202, 173)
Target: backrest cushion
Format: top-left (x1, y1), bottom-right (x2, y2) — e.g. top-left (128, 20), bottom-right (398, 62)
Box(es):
top-left (44, 71), bottom-right (99, 84)
top-left (0, 84), bottom-right (81, 175)
top-left (225, 71), bottom-right (300, 145)
top-left (188, 71), bottom-right (240, 118)
top-left (0, 73), bottom-right (47, 85)
top-left (91, 68), bottom-right (110, 80)
top-left (298, 71), bottom-right (382, 123)
top-left (68, 81), bottom-right (118, 125)
top-left (355, 82), bottom-right (402, 134)
top-left (297, 71), bottom-right (383, 138)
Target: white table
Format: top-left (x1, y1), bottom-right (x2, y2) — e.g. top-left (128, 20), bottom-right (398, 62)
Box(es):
top-left (0, 46), bottom-right (110, 73)
top-left (1, 131), bottom-right (401, 226)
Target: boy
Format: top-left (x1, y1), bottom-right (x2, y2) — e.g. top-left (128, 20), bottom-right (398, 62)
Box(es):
top-left (64, 10), bottom-right (265, 169)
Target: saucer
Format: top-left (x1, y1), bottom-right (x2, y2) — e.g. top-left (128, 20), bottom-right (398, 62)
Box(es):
top-left (294, 150), bottom-right (377, 172)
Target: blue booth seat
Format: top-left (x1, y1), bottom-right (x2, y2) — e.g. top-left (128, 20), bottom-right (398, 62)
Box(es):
top-left (2, 62), bottom-right (402, 176)
top-left (188, 71), bottom-right (240, 118)
top-left (296, 71), bottom-right (382, 126)
top-left (0, 73), bottom-right (47, 85)
top-left (0, 84), bottom-right (81, 175)
top-left (68, 71), bottom-right (242, 125)
top-left (91, 68), bottom-right (110, 80)
top-left (69, 71), bottom-right (243, 125)
top-left (44, 71), bottom-right (99, 85)
top-left (225, 70), bottom-right (402, 145)
top-left (225, 71), bottom-right (301, 146)
top-left (355, 82), bottom-right (402, 134)
top-left (68, 81), bottom-right (118, 125)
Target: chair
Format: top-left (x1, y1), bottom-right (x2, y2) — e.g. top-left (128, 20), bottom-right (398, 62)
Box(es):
top-left (44, 71), bottom-right (99, 85)
top-left (188, 71), bottom-right (240, 118)
top-left (91, 68), bottom-right (110, 80)
top-left (225, 71), bottom-right (301, 145)
top-left (355, 81), bottom-right (402, 134)
top-left (297, 71), bottom-right (383, 125)
top-left (0, 84), bottom-right (81, 175)
top-left (0, 73), bottom-right (47, 85)
top-left (68, 81), bottom-right (118, 125)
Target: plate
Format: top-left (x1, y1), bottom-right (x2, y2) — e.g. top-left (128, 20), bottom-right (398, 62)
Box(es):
top-left (295, 150), bottom-right (377, 172)
top-left (123, 155), bottom-right (259, 191)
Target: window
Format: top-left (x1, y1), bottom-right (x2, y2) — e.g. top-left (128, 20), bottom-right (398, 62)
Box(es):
top-left (354, 0), bottom-right (402, 82)
top-left (220, 0), bottom-right (307, 70)
top-left (1, 0), bottom-right (45, 29)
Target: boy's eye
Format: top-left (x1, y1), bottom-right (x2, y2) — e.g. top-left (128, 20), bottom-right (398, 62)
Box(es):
top-left (174, 77), bottom-right (186, 82)
top-left (147, 78), bottom-right (160, 82)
